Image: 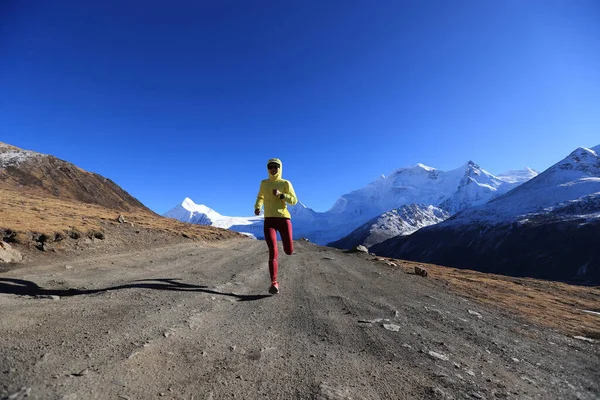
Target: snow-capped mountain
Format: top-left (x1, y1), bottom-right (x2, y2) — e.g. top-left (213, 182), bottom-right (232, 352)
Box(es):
top-left (165, 161), bottom-right (537, 245)
top-left (371, 145), bottom-right (600, 283)
top-left (443, 146), bottom-right (600, 225)
top-left (164, 197), bottom-right (262, 238)
top-left (326, 161), bottom-right (535, 219)
top-left (289, 162), bottom-right (536, 244)
top-left (164, 198), bottom-right (224, 226)
top-left (328, 204), bottom-right (449, 250)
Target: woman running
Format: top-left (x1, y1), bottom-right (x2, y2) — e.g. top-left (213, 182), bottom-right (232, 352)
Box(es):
top-left (254, 158), bottom-right (298, 294)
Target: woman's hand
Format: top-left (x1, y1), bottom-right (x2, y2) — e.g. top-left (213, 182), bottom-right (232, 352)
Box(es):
top-left (254, 209), bottom-right (260, 216)
top-left (273, 189), bottom-right (282, 197)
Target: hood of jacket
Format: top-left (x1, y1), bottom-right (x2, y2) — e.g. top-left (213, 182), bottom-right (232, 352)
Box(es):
top-left (267, 158), bottom-right (283, 181)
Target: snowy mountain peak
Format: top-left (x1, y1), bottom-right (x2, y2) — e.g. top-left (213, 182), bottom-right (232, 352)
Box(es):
top-left (165, 197), bottom-right (263, 234)
top-left (569, 146), bottom-right (597, 159)
top-left (557, 147), bottom-right (600, 172)
top-left (390, 163), bottom-right (437, 177)
top-left (180, 197), bottom-right (221, 217)
top-left (415, 163), bottom-right (435, 171)
top-left (181, 197), bottom-right (198, 209)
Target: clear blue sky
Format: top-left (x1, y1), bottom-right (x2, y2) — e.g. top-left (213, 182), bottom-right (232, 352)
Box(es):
top-left (1, 1), bottom-right (599, 216)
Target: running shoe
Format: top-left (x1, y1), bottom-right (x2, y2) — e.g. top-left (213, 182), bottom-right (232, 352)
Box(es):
top-left (268, 282), bottom-right (279, 294)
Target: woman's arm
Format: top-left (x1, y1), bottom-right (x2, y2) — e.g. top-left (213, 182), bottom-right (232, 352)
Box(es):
top-left (254, 181), bottom-right (265, 213)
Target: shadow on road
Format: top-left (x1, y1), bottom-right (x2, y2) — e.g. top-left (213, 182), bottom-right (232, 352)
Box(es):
top-left (0, 278), bottom-right (271, 302)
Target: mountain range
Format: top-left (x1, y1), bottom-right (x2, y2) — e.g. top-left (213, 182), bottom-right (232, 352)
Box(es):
top-left (371, 145), bottom-right (600, 283)
top-left (166, 161), bottom-right (538, 245)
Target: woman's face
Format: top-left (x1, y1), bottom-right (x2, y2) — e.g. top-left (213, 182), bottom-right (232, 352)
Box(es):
top-left (268, 163), bottom-right (280, 175)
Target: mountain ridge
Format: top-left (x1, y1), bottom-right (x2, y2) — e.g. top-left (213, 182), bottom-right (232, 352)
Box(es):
top-left (0, 142), bottom-right (150, 213)
top-left (370, 144), bottom-right (600, 283)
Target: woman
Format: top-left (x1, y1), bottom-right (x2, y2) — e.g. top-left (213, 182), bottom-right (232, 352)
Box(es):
top-left (254, 158), bottom-right (298, 294)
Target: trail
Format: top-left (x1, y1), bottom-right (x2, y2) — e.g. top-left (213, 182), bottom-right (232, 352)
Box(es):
top-left (1, 239), bottom-right (598, 399)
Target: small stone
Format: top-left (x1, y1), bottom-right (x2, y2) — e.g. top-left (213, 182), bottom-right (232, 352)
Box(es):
top-left (383, 323), bottom-right (401, 332)
top-left (36, 295), bottom-right (60, 300)
top-left (428, 351), bottom-right (449, 361)
top-left (521, 375), bottom-right (535, 384)
top-left (71, 368), bottom-right (89, 377)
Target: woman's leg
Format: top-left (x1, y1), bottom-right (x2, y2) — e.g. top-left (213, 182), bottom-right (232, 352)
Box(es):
top-left (279, 218), bottom-right (293, 256)
top-left (263, 218), bottom-right (279, 284)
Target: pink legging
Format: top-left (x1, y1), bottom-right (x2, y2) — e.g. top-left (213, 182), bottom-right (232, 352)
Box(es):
top-left (264, 217), bottom-right (293, 283)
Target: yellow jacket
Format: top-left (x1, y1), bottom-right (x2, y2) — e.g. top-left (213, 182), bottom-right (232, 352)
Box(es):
top-left (254, 158), bottom-right (298, 218)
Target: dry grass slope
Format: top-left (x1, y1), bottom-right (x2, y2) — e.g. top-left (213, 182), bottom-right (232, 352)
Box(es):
top-left (0, 188), bottom-right (243, 246)
top-left (380, 258), bottom-right (600, 340)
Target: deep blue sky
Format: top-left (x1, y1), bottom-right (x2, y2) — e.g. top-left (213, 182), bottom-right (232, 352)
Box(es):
top-left (2, 1), bottom-right (599, 215)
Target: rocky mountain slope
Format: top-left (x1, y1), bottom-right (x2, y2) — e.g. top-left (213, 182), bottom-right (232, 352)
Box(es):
top-left (328, 204), bottom-right (449, 250)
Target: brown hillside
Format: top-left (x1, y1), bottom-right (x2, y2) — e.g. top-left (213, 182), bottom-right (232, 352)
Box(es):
top-left (0, 141), bottom-right (149, 212)
top-left (0, 142), bottom-right (244, 253)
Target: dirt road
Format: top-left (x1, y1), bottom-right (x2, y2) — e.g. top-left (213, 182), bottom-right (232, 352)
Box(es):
top-left (1, 239), bottom-right (598, 399)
